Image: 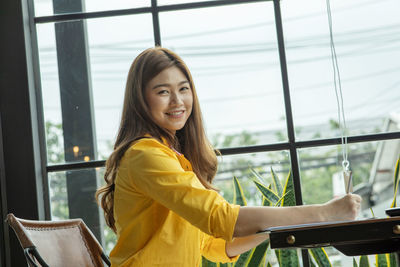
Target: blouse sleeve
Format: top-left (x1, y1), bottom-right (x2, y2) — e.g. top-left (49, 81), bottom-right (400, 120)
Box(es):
top-left (124, 139), bottom-right (240, 242)
top-left (200, 233), bottom-right (240, 263)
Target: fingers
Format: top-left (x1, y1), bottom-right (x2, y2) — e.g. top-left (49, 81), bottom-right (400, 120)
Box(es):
top-left (347, 193), bottom-right (362, 219)
top-left (350, 193), bottom-right (362, 203)
top-left (324, 194), bottom-right (363, 221)
top-left (344, 193), bottom-right (362, 204)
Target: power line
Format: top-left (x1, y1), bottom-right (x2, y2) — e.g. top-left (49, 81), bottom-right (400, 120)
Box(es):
top-left (38, 29), bottom-right (400, 60)
top-left (37, 0), bottom-right (393, 52)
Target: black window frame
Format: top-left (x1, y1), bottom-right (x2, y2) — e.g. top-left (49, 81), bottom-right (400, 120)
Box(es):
top-left (5, 0), bottom-right (400, 266)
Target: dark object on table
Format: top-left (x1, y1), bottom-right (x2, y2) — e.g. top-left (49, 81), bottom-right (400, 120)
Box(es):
top-left (386, 207), bottom-right (400, 217)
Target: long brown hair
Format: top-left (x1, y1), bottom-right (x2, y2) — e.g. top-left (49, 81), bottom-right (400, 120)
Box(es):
top-left (95, 47), bottom-right (219, 232)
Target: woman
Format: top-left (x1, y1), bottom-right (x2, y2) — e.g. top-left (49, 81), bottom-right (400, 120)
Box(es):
top-left (96, 47), bottom-right (361, 266)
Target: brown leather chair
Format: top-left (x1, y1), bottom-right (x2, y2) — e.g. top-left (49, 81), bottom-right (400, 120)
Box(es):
top-left (6, 213), bottom-right (111, 267)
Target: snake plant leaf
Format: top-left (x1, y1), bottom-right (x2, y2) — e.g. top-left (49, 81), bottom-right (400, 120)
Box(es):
top-left (271, 167), bottom-right (284, 197)
top-left (274, 170), bottom-right (299, 267)
top-left (281, 170), bottom-right (296, 207)
top-left (274, 191), bottom-right (290, 207)
top-left (359, 255), bottom-right (370, 267)
top-left (309, 247), bottom-right (332, 267)
top-left (253, 180), bottom-right (280, 205)
top-left (233, 176), bottom-right (247, 206)
top-left (353, 258), bottom-right (358, 267)
top-left (219, 263), bottom-right (231, 267)
top-left (390, 252), bottom-right (398, 267)
top-left (279, 249), bottom-right (299, 267)
top-left (259, 255), bottom-right (266, 267)
top-left (375, 254), bottom-right (388, 267)
top-left (369, 207), bottom-right (375, 218)
top-left (262, 196), bottom-right (270, 207)
top-left (202, 256), bottom-right (217, 267)
top-left (391, 156), bottom-right (400, 208)
top-left (275, 250), bottom-right (281, 266)
top-left (232, 176), bottom-right (254, 267)
top-left (234, 249), bottom-right (254, 267)
top-left (309, 254), bottom-right (317, 267)
top-left (247, 239), bottom-right (269, 267)
top-left (250, 168), bottom-right (266, 184)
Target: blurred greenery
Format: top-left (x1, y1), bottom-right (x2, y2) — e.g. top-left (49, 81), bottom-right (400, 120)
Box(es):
top-left (46, 121), bottom-right (68, 220)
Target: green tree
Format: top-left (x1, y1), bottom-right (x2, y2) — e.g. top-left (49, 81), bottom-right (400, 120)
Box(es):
top-left (46, 121), bottom-right (68, 219)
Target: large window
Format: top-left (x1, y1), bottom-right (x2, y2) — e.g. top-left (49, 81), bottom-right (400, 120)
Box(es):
top-left (30, 0), bottom-right (400, 265)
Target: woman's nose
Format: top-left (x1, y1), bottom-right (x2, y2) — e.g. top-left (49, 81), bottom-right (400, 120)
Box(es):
top-left (170, 92), bottom-right (183, 105)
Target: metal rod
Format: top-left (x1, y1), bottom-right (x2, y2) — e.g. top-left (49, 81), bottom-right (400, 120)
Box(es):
top-left (152, 0), bottom-right (161, 46)
top-left (156, 0), bottom-right (268, 12)
top-left (273, 0), bottom-right (309, 265)
top-left (34, 0), bottom-right (268, 24)
top-left (34, 7), bottom-right (152, 24)
top-left (46, 131), bottom-right (400, 172)
top-left (296, 131), bottom-right (400, 148)
top-left (273, 0), bottom-right (303, 204)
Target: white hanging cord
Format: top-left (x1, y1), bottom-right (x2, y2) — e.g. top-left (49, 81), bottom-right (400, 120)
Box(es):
top-left (325, 0), bottom-right (350, 173)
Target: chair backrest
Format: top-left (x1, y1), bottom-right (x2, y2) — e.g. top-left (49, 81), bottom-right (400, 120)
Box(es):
top-left (6, 213), bottom-right (110, 267)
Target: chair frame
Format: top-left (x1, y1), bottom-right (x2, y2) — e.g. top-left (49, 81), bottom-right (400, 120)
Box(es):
top-left (22, 247), bottom-right (111, 267)
top-left (6, 213), bottom-right (111, 267)
top-left (24, 247), bottom-right (50, 267)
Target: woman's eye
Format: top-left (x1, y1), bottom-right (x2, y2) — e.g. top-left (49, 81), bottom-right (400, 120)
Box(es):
top-left (157, 90), bottom-right (169, 95)
top-left (180, 87), bottom-right (190, 92)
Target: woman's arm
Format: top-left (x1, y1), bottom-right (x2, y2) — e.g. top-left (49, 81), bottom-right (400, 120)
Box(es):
top-left (233, 193), bottom-right (361, 237)
top-left (226, 193), bottom-right (361, 256)
top-left (226, 233), bottom-right (269, 257)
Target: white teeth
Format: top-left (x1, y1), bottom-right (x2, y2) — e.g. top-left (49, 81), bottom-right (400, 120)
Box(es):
top-left (168, 111), bottom-right (184, 115)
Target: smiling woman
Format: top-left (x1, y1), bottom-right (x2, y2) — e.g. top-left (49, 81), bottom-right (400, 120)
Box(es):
top-left (95, 46), bottom-right (361, 267)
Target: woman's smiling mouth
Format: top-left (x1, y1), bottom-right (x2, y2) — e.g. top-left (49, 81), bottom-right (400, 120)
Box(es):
top-left (166, 110), bottom-right (185, 118)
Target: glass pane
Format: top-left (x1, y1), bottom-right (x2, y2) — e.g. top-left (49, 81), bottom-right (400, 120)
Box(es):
top-left (86, 15), bottom-right (154, 160)
top-left (34, 0), bottom-right (150, 17)
top-left (160, 2), bottom-right (288, 148)
top-left (37, 23), bottom-right (65, 164)
top-left (48, 167), bottom-right (116, 253)
top-left (214, 151), bottom-right (290, 206)
top-left (48, 170), bottom-right (68, 220)
top-left (37, 14), bottom-right (154, 164)
top-left (282, 0), bottom-right (400, 140)
top-left (299, 140), bottom-right (400, 266)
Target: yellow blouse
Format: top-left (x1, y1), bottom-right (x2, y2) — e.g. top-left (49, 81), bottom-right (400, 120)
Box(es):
top-left (110, 137), bottom-right (240, 266)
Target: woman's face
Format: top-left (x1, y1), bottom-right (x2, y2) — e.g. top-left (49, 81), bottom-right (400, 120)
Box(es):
top-left (145, 66), bottom-right (193, 135)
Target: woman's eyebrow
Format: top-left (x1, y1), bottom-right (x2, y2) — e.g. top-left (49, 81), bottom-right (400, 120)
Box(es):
top-left (179, 80), bottom-right (190, 85)
top-left (152, 83), bottom-right (170, 90)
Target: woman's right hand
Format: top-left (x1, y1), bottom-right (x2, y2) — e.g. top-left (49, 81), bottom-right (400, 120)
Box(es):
top-left (322, 194), bottom-right (362, 221)
top-left (234, 193), bottom-right (362, 238)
